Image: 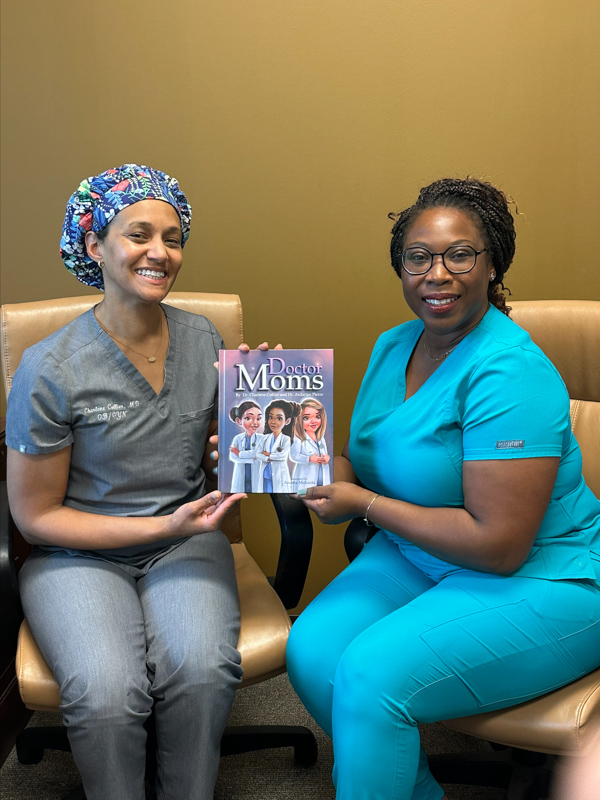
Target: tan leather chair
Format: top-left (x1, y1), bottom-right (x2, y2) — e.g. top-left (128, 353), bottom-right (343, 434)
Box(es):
top-left (0, 293), bottom-right (317, 796)
top-left (345, 300), bottom-right (600, 799)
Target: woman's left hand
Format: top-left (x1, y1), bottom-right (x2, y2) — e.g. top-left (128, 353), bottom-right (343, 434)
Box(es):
top-left (238, 341), bottom-right (283, 353)
top-left (205, 426), bottom-right (219, 476)
top-left (295, 482), bottom-right (371, 525)
top-left (212, 341), bottom-right (283, 371)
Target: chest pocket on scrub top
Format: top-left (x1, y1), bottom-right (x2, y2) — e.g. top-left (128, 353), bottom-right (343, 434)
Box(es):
top-left (179, 406), bottom-right (213, 480)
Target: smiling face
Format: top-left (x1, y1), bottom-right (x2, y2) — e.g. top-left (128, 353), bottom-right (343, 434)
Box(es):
top-left (239, 407), bottom-right (262, 435)
top-left (302, 406), bottom-right (322, 439)
top-left (401, 207), bottom-right (494, 340)
top-left (267, 407), bottom-right (289, 436)
top-left (86, 199), bottom-right (183, 306)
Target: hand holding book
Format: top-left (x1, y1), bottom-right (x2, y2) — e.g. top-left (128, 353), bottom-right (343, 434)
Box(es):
top-left (295, 482), bottom-right (373, 526)
top-left (166, 490), bottom-right (247, 536)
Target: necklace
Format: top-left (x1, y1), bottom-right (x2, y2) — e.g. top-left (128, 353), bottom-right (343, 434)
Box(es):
top-left (422, 336), bottom-right (457, 363)
top-left (95, 311), bottom-right (164, 363)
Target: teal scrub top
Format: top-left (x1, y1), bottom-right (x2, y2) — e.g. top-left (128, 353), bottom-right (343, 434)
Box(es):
top-left (348, 305), bottom-right (600, 582)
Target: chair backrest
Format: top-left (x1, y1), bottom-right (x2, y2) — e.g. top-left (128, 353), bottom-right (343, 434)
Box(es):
top-left (0, 291), bottom-right (245, 542)
top-left (510, 300), bottom-right (600, 497)
top-left (1, 292), bottom-right (243, 393)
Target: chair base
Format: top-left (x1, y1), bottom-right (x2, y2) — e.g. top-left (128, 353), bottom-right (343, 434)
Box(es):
top-left (429, 745), bottom-right (556, 800)
top-left (15, 722), bottom-right (318, 800)
top-left (15, 725), bottom-right (71, 763)
top-left (221, 724), bottom-right (318, 766)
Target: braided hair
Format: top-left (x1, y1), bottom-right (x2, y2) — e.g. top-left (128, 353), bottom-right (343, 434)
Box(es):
top-left (389, 178), bottom-right (516, 315)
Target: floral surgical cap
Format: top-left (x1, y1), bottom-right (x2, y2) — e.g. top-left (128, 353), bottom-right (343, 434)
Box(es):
top-left (60, 164), bottom-right (192, 289)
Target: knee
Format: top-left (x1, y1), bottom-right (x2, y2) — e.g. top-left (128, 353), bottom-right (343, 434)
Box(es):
top-left (285, 615), bottom-right (306, 675)
top-left (286, 611), bottom-right (328, 692)
top-left (61, 665), bottom-right (151, 727)
top-left (159, 641), bottom-right (243, 700)
top-left (335, 638), bottom-right (377, 699)
top-left (334, 639), bottom-right (414, 724)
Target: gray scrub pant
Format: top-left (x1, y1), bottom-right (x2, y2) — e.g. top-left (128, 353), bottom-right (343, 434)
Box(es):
top-left (19, 532), bottom-right (243, 800)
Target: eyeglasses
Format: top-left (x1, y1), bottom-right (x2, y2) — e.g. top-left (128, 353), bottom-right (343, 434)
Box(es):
top-left (401, 245), bottom-right (487, 275)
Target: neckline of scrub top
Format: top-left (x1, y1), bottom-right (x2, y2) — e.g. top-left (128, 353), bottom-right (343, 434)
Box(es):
top-left (400, 311), bottom-right (484, 405)
top-left (90, 304), bottom-right (176, 408)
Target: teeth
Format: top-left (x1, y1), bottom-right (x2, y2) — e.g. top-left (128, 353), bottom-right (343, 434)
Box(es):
top-left (426, 297), bottom-right (455, 306)
top-left (137, 269), bottom-right (165, 279)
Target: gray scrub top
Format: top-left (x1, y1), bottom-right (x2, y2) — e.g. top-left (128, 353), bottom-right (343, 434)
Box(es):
top-left (6, 304), bottom-right (222, 563)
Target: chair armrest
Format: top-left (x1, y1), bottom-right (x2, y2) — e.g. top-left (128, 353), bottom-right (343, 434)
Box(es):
top-left (269, 495), bottom-right (314, 610)
top-left (0, 481), bottom-right (23, 654)
top-left (344, 517), bottom-right (378, 563)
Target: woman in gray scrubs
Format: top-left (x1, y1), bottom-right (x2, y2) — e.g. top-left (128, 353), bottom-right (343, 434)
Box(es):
top-left (6, 164), bottom-right (245, 800)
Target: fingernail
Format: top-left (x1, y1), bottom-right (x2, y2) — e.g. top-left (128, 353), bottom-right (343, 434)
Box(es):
top-left (297, 488), bottom-right (307, 496)
top-left (212, 467), bottom-right (218, 475)
top-left (210, 451), bottom-right (218, 460)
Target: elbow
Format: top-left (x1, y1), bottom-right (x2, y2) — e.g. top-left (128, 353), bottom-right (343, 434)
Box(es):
top-left (10, 514), bottom-right (42, 546)
top-left (466, 518), bottom-right (535, 576)
top-left (489, 561), bottom-right (521, 577)
top-left (19, 529), bottom-right (41, 546)
top-left (483, 547), bottom-right (529, 577)
top-left (10, 505), bottom-right (61, 547)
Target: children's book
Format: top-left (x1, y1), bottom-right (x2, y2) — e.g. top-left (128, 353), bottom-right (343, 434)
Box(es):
top-left (218, 349), bottom-right (333, 493)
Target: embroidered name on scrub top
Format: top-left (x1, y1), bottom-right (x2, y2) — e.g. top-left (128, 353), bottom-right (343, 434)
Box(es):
top-left (82, 400), bottom-right (141, 424)
top-left (496, 440), bottom-right (525, 449)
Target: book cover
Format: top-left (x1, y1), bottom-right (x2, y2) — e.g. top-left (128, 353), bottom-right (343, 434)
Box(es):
top-left (218, 349), bottom-right (334, 493)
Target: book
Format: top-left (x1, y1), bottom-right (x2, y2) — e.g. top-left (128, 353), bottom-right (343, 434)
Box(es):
top-left (218, 349), bottom-right (334, 493)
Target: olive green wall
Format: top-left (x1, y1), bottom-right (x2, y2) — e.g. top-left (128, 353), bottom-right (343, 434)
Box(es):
top-left (2, 0), bottom-right (599, 609)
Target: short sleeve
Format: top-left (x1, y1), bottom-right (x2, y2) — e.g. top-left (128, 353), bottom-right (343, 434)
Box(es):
top-left (5, 349), bottom-right (74, 455)
top-left (462, 346), bottom-right (569, 461)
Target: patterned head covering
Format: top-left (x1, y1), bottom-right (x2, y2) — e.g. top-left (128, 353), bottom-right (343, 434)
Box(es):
top-left (60, 164), bottom-right (192, 289)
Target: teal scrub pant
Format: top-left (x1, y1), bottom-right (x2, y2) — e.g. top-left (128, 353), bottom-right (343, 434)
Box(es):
top-left (286, 531), bottom-right (600, 800)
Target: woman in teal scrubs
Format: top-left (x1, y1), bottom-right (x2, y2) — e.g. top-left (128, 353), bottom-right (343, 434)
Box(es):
top-left (286, 177), bottom-right (600, 800)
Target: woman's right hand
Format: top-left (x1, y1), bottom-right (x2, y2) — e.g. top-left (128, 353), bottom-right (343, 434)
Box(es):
top-left (8, 446), bottom-right (245, 549)
top-left (167, 491), bottom-right (246, 537)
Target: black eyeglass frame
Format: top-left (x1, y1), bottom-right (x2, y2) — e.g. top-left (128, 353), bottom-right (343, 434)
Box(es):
top-left (401, 246), bottom-right (488, 276)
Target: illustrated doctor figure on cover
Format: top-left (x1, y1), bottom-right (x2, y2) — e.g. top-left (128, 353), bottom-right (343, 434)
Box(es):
top-left (228, 401), bottom-right (263, 493)
top-left (256, 400), bottom-right (300, 492)
top-left (290, 397), bottom-right (331, 491)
